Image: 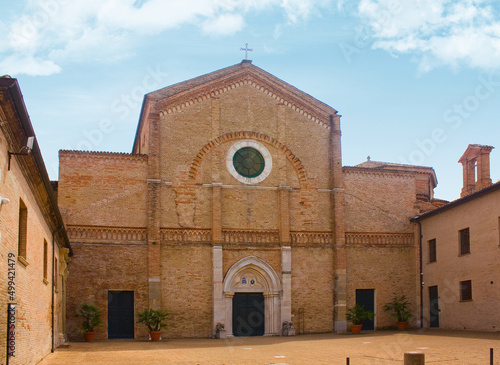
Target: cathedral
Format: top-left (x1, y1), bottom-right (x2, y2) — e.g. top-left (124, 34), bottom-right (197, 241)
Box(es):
top-left (58, 60), bottom-right (444, 339)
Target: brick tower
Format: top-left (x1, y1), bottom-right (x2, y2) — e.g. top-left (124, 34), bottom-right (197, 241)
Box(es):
top-left (459, 144), bottom-right (494, 197)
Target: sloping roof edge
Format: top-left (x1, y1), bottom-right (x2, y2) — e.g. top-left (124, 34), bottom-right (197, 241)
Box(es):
top-left (411, 180), bottom-right (500, 222)
top-left (132, 60), bottom-right (339, 152)
top-left (0, 77), bottom-right (71, 253)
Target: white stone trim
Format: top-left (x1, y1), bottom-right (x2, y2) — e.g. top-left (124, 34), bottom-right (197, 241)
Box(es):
top-left (223, 256), bottom-right (282, 336)
top-left (226, 140), bottom-right (272, 184)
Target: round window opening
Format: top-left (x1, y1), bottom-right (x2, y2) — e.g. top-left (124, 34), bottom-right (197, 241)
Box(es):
top-left (233, 147), bottom-right (265, 178)
top-left (226, 140), bottom-right (272, 184)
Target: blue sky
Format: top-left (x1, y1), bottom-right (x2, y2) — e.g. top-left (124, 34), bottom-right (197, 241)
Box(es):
top-left (1, 0), bottom-right (499, 201)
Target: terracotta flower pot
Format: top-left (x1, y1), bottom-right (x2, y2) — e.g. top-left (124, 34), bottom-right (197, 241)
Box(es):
top-left (350, 324), bottom-right (363, 334)
top-left (149, 331), bottom-right (162, 341)
top-left (397, 322), bottom-right (408, 331)
top-left (83, 332), bottom-right (95, 342)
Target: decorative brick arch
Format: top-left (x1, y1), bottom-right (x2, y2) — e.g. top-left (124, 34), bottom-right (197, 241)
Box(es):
top-left (188, 131), bottom-right (307, 183)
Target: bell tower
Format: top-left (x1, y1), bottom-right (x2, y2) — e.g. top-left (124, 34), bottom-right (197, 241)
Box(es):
top-left (459, 144), bottom-right (494, 198)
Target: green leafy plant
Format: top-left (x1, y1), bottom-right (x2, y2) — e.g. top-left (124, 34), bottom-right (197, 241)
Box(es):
top-left (75, 303), bottom-right (103, 333)
top-left (346, 304), bottom-right (375, 325)
top-left (384, 295), bottom-right (413, 322)
top-left (136, 309), bottom-right (169, 332)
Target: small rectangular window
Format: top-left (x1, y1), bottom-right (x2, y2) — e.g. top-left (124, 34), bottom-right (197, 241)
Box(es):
top-left (429, 239), bottom-right (437, 262)
top-left (43, 239), bottom-right (48, 281)
top-left (18, 199), bottom-right (28, 259)
top-left (459, 228), bottom-right (470, 255)
top-left (460, 280), bottom-right (472, 301)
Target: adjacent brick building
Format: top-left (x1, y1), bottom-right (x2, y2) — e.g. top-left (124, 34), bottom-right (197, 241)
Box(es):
top-left (415, 145), bottom-right (500, 331)
top-left (59, 61), bottom-right (445, 339)
top-left (0, 77), bottom-right (71, 364)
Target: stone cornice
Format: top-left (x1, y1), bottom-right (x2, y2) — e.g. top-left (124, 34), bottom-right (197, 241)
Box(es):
top-left (345, 232), bottom-right (414, 247)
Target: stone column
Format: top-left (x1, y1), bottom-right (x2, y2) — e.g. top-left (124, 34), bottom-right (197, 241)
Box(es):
top-left (224, 293), bottom-right (234, 337)
top-left (264, 293), bottom-right (280, 336)
top-left (212, 246), bottom-right (224, 336)
top-left (281, 246), bottom-right (292, 326)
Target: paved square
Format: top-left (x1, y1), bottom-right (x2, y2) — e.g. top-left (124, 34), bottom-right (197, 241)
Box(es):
top-left (39, 330), bottom-right (500, 365)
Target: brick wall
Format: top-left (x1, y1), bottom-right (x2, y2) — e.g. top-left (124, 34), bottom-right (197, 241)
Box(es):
top-left (344, 169), bottom-right (417, 233)
top-left (420, 186), bottom-right (500, 331)
top-left (58, 151), bottom-right (148, 228)
top-left (0, 131), bottom-right (66, 364)
top-left (65, 243), bottom-right (149, 340)
top-left (291, 246), bottom-right (334, 333)
top-left (160, 244), bottom-right (212, 338)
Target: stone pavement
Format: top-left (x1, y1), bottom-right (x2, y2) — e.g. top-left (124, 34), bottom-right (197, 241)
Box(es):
top-left (38, 330), bottom-right (500, 365)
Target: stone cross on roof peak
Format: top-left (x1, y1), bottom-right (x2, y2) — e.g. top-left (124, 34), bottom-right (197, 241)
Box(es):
top-left (240, 43), bottom-right (253, 60)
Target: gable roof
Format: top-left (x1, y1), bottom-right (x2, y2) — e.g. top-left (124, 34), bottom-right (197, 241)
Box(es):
top-left (132, 60), bottom-right (339, 152)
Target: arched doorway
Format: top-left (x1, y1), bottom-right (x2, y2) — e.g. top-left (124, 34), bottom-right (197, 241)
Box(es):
top-left (223, 256), bottom-right (282, 336)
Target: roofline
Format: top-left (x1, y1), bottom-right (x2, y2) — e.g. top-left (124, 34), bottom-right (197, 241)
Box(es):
top-left (132, 93), bottom-right (148, 153)
top-left (344, 165), bottom-right (438, 186)
top-left (132, 60), bottom-right (339, 153)
top-left (1, 78), bottom-right (72, 254)
top-left (411, 181), bottom-right (500, 222)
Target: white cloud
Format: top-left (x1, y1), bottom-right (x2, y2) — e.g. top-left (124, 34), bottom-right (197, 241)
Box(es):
top-left (0, 55), bottom-right (61, 76)
top-left (0, 0), bottom-right (337, 76)
top-left (281, 0), bottom-right (331, 23)
top-left (202, 13), bottom-right (245, 36)
top-left (358, 0), bottom-right (500, 72)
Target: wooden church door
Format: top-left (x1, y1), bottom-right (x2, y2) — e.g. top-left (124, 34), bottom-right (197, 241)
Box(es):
top-left (232, 293), bottom-right (265, 336)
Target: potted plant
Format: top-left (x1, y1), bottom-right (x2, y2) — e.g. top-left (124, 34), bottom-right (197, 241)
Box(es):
top-left (346, 304), bottom-right (375, 334)
top-left (75, 303), bottom-right (103, 342)
top-left (383, 295), bottom-right (413, 330)
top-left (137, 308), bottom-right (168, 341)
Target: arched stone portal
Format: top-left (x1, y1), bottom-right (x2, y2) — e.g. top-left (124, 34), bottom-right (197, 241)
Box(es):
top-left (223, 256), bottom-right (282, 336)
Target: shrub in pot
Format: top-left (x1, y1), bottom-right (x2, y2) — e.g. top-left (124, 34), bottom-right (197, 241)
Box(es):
top-left (137, 309), bottom-right (168, 341)
top-left (75, 303), bottom-right (103, 342)
top-left (383, 295), bottom-right (413, 330)
top-left (346, 304), bottom-right (375, 334)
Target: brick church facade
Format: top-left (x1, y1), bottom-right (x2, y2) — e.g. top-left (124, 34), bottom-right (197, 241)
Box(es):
top-left (58, 61), bottom-right (444, 339)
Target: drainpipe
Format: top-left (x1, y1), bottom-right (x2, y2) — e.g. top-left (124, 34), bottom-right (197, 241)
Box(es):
top-left (51, 226), bottom-right (64, 353)
top-left (418, 221), bottom-right (423, 328)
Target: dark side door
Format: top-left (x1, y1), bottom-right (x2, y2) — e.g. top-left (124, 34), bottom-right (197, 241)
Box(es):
top-left (356, 289), bottom-right (375, 330)
top-left (108, 291), bottom-right (134, 339)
